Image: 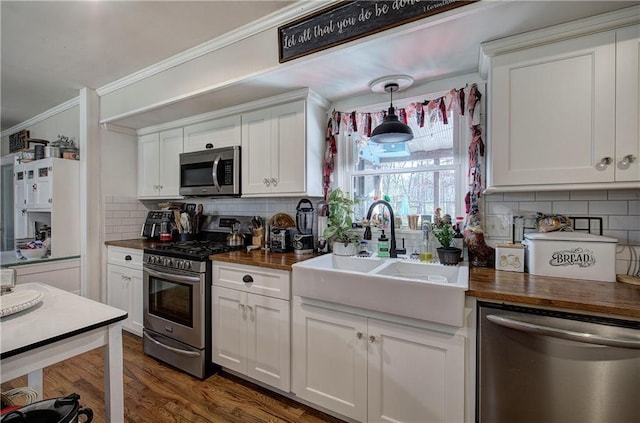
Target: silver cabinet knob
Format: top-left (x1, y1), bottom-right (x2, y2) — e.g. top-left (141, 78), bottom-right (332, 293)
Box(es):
top-left (263, 178), bottom-right (270, 187)
top-left (356, 331), bottom-right (364, 340)
top-left (618, 154), bottom-right (636, 170)
top-left (595, 157), bottom-right (613, 171)
top-left (369, 335), bottom-right (377, 343)
top-left (270, 178), bottom-right (278, 187)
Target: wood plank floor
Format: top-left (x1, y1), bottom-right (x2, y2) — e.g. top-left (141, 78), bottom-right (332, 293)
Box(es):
top-left (1, 332), bottom-right (346, 422)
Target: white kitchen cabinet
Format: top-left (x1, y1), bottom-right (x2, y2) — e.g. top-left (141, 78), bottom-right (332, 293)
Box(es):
top-left (183, 115), bottom-right (241, 153)
top-left (241, 96), bottom-right (325, 197)
top-left (292, 299), bottom-right (465, 423)
top-left (13, 158), bottom-right (80, 256)
top-left (138, 127), bottom-right (183, 198)
top-left (211, 261), bottom-right (291, 392)
top-left (106, 246), bottom-right (143, 336)
top-left (485, 25), bottom-right (639, 191)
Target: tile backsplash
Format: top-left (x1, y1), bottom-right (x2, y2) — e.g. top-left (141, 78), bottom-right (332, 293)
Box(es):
top-left (481, 189), bottom-right (640, 276)
top-left (103, 190), bottom-right (640, 276)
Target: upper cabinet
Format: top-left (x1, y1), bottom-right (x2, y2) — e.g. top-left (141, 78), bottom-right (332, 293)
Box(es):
top-left (183, 115), bottom-right (241, 153)
top-left (241, 94), bottom-right (326, 197)
top-left (483, 19), bottom-right (639, 192)
top-left (138, 128), bottom-right (183, 199)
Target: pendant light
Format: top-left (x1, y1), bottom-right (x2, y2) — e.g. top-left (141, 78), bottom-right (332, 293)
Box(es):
top-left (369, 76), bottom-right (414, 144)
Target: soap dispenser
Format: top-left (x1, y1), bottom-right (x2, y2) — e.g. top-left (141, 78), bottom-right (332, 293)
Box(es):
top-left (378, 230), bottom-right (390, 258)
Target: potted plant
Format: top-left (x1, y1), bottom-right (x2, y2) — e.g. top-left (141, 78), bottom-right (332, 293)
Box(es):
top-left (432, 223), bottom-right (462, 265)
top-left (323, 188), bottom-right (361, 255)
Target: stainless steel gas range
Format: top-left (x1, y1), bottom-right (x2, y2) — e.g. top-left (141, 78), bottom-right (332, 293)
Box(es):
top-left (142, 216), bottom-right (251, 379)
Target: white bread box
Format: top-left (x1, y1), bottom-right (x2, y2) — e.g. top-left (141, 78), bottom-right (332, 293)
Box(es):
top-left (523, 232), bottom-right (617, 282)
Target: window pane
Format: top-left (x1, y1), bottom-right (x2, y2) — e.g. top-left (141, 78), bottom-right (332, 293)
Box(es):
top-left (352, 170), bottom-right (456, 221)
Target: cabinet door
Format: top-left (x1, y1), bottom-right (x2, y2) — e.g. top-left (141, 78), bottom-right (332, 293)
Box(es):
top-left (241, 108), bottom-right (272, 195)
top-left (212, 286), bottom-right (247, 374)
top-left (158, 128), bottom-right (184, 196)
top-left (367, 319), bottom-right (465, 423)
top-left (138, 133), bottom-right (160, 197)
top-left (269, 101), bottom-right (306, 194)
top-left (32, 162), bottom-right (52, 209)
top-left (107, 264), bottom-right (133, 332)
top-left (128, 269), bottom-right (144, 336)
top-left (184, 116), bottom-right (241, 153)
top-left (292, 301), bottom-right (367, 421)
top-left (615, 25), bottom-right (640, 182)
top-left (246, 293), bottom-right (290, 392)
top-left (25, 166), bottom-right (37, 208)
top-left (490, 31), bottom-right (616, 186)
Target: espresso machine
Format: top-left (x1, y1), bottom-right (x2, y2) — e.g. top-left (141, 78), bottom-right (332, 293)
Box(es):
top-left (293, 199), bottom-right (314, 254)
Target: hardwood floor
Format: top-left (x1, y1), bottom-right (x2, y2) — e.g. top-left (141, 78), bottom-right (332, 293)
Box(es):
top-left (1, 332), bottom-right (345, 422)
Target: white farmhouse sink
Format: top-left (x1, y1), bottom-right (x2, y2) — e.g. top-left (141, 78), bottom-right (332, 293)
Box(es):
top-left (292, 254), bottom-right (469, 327)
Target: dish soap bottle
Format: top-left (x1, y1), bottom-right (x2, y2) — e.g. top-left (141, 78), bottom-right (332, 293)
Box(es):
top-left (378, 230), bottom-right (390, 258)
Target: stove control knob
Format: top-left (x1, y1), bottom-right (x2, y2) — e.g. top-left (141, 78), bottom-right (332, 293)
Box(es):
top-left (184, 261), bottom-right (191, 270)
top-left (177, 261), bottom-right (184, 269)
top-left (148, 256), bottom-right (155, 264)
top-left (166, 258), bottom-right (173, 267)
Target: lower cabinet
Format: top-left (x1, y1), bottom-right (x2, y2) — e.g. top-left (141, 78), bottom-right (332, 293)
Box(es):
top-left (212, 262), bottom-right (291, 392)
top-left (292, 299), bottom-right (465, 423)
top-left (106, 247), bottom-right (143, 336)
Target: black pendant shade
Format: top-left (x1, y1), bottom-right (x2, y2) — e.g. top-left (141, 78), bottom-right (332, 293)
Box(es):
top-left (369, 83), bottom-right (413, 144)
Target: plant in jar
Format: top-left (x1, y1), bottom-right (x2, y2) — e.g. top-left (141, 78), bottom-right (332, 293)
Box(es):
top-left (323, 188), bottom-right (361, 251)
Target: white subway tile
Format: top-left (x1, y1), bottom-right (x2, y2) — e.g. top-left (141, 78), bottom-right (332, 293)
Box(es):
top-left (484, 193), bottom-right (504, 202)
top-left (113, 210), bottom-right (130, 218)
top-left (104, 202), bottom-right (121, 211)
top-left (602, 230), bottom-right (627, 244)
top-left (486, 202), bottom-right (519, 215)
top-left (503, 192), bottom-right (535, 201)
top-left (628, 231), bottom-right (640, 246)
top-left (589, 201), bottom-right (628, 215)
top-left (485, 215), bottom-right (511, 238)
top-left (570, 190), bottom-right (607, 200)
top-left (535, 191), bottom-right (570, 200)
top-left (609, 215), bottom-right (640, 231)
top-left (608, 189), bottom-right (640, 200)
top-left (518, 202), bottom-right (552, 214)
top-left (552, 201), bottom-right (588, 215)
top-left (629, 201), bottom-right (640, 215)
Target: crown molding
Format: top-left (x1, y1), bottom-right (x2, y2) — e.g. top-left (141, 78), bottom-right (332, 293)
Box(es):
top-left (96, 1), bottom-right (339, 97)
top-left (100, 123), bottom-right (138, 136)
top-left (1, 97), bottom-right (80, 138)
top-left (479, 5), bottom-right (640, 79)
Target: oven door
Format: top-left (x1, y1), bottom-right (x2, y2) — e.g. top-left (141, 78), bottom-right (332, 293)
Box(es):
top-left (179, 146), bottom-right (240, 196)
top-left (143, 264), bottom-right (205, 349)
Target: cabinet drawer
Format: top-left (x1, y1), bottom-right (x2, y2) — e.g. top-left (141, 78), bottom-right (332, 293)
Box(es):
top-left (107, 247), bottom-right (143, 270)
top-left (212, 261), bottom-right (290, 300)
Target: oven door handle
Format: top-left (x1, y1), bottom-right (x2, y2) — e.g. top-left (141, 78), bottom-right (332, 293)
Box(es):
top-left (143, 332), bottom-right (200, 357)
top-left (212, 155), bottom-right (221, 192)
top-left (144, 267), bottom-right (201, 284)
top-left (487, 314), bottom-right (640, 349)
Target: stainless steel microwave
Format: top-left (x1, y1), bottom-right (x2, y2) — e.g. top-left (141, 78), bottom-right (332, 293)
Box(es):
top-left (179, 146), bottom-right (241, 197)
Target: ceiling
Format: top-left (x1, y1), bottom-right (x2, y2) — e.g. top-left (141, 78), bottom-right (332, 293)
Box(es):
top-left (2, 1), bottom-right (637, 133)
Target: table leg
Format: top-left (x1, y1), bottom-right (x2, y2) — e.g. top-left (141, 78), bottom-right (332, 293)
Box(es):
top-left (103, 323), bottom-right (124, 422)
top-left (27, 369), bottom-right (43, 400)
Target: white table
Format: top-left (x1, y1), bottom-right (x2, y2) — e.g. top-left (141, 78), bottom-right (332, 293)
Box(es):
top-left (1, 282), bottom-right (127, 422)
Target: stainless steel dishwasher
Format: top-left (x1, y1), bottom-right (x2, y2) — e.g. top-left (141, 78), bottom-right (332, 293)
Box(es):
top-left (478, 301), bottom-right (640, 423)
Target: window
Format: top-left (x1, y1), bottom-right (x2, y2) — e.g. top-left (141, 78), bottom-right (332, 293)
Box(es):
top-left (339, 102), bottom-right (466, 225)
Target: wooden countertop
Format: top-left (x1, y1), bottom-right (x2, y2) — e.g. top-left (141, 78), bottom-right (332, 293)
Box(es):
top-left (209, 249), bottom-right (321, 271)
top-left (104, 239), bottom-right (639, 320)
top-left (468, 267), bottom-right (640, 320)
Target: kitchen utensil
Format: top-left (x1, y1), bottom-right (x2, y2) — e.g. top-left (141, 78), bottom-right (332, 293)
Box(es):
top-left (226, 221), bottom-right (246, 247)
top-left (180, 213), bottom-right (191, 234)
top-left (0, 393), bottom-right (93, 423)
top-left (44, 146), bottom-right (61, 158)
top-left (174, 210), bottom-right (183, 233)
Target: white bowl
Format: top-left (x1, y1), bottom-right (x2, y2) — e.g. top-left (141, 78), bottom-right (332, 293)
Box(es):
top-left (16, 248), bottom-right (47, 260)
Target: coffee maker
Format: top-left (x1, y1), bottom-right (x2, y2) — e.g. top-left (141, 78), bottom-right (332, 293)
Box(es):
top-left (293, 199), bottom-right (314, 254)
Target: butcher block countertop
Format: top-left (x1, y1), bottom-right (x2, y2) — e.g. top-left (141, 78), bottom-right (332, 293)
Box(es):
top-left (468, 267), bottom-right (640, 320)
top-left (104, 239), bottom-right (639, 320)
top-left (210, 249), bottom-right (321, 271)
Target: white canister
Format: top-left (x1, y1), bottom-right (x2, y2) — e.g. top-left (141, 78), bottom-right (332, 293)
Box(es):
top-left (523, 232), bottom-right (617, 282)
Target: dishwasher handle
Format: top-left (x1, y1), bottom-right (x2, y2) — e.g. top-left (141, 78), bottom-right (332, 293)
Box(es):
top-left (487, 314), bottom-right (640, 349)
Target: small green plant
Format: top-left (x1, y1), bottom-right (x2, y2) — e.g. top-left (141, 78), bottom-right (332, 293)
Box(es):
top-left (323, 188), bottom-right (361, 245)
top-left (432, 223), bottom-right (456, 249)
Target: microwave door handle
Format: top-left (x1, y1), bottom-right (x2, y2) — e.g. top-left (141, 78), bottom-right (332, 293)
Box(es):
top-left (212, 155), bottom-right (222, 192)
top-left (144, 267), bottom-right (201, 284)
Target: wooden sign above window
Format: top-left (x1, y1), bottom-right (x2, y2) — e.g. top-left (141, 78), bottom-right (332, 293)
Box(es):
top-left (278, 0), bottom-right (475, 63)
